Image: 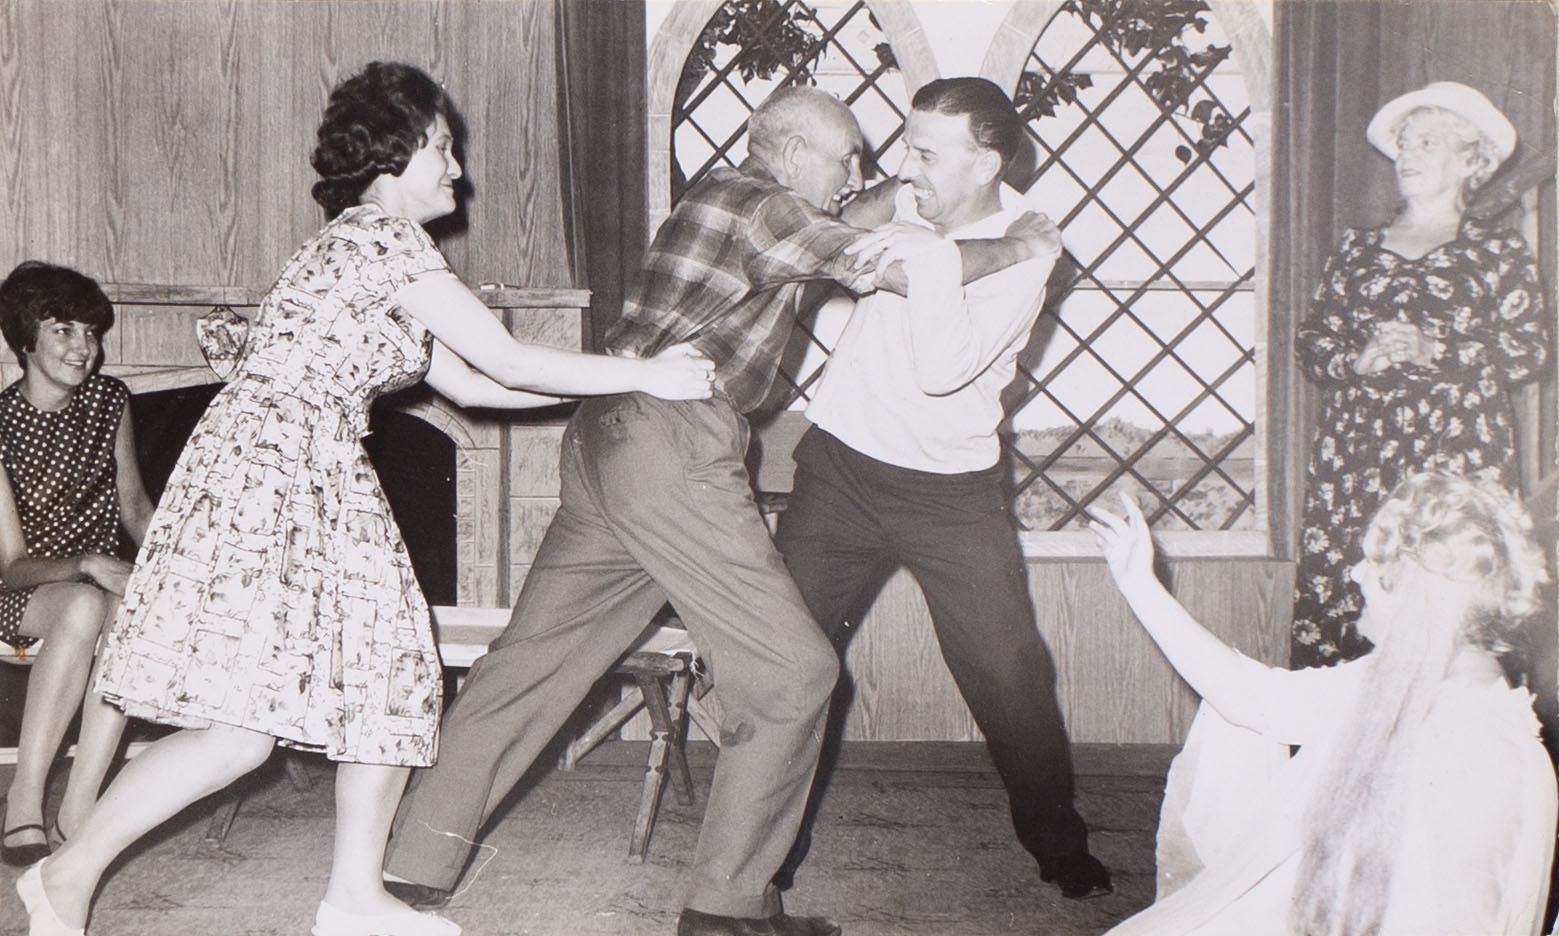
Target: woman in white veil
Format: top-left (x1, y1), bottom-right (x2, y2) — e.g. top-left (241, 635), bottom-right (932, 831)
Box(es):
top-left (1093, 470), bottom-right (1554, 936)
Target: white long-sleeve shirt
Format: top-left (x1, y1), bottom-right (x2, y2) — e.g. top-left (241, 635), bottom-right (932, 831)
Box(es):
top-left (805, 184), bottom-right (1051, 473)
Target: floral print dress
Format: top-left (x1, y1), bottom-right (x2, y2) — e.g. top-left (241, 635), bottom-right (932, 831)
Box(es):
top-left (1291, 219), bottom-right (1550, 668)
top-left (96, 204), bottom-right (455, 766)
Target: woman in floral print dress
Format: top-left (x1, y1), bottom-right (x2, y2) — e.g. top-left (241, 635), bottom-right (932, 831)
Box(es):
top-left (21, 63), bottom-right (714, 936)
top-left (1292, 82), bottom-right (1550, 669)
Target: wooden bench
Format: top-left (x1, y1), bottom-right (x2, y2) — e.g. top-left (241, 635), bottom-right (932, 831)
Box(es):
top-left (2, 606), bottom-right (709, 862)
top-left (196, 606), bottom-right (705, 861)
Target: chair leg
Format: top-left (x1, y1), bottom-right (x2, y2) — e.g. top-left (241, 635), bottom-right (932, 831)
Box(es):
top-left (629, 671), bottom-right (680, 863)
top-left (205, 750), bottom-right (310, 847)
top-left (562, 691), bottom-right (645, 771)
top-left (282, 753), bottom-right (313, 791)
top-left (204, 795), bottom-right (241, 846)
top-left (664, 670), bottom-right (695, 806)
top-left (688, 693), bottom-right (722, 748)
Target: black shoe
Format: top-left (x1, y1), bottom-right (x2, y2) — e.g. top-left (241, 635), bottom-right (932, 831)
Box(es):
top-left (677, 907), bottom-right (842, 936)
top-left (771, 858), bottom-right (798, 893)
top-left (772, 824), bottom-right (812, 892)
top-left (383, 879), bottom-right (453, 910)
top-left (1040, 853), bottom-right (1113, 900)
top-left (1, 823), bottom-right (50, 868)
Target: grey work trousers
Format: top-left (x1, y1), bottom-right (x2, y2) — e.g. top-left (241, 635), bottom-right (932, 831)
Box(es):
top-left (385, 392), bottom-right (838, 919)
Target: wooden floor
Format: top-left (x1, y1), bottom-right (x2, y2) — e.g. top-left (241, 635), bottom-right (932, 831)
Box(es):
top-left (0, 741), bottom-right (1176, 936)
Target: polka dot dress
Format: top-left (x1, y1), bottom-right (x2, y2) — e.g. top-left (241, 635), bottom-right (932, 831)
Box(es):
top-left (0, 373), bottom-right (127, 647)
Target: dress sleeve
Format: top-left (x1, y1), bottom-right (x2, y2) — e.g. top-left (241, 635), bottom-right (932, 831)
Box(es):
top-left (1296, 231), bottom-right (1362, 385)
top-left (742, 191), bottom-right (862, 290)
top-left (1429, 231), bottom-right (1550, 385)
top-left (1204, 655), bottom-right (1362, 745)
top-left (362, 214), bottom-right (458, 296)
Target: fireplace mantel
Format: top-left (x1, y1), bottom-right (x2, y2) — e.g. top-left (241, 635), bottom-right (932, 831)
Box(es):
top-left (0, 283), bottom-right (590, 610)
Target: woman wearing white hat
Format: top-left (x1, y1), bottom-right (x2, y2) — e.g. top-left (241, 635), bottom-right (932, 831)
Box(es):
top-left (1291, 81), bottom-right (1551, 669)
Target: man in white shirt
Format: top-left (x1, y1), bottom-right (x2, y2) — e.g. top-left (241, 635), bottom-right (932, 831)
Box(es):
top-left (773, 77), bottom-right (1112, 901)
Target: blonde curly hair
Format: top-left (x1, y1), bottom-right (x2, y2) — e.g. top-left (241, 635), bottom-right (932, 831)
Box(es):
top-left (1361, 469), bottom-right (1548, 648)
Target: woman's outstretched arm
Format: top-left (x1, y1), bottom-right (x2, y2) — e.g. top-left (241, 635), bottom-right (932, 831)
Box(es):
top-left (395, 276), bottom-right (713, 405)
top-left (1090, 494), bottom-right (1288, 730)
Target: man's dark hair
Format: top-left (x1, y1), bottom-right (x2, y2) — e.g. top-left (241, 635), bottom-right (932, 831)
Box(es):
top-left (0, 261), bottom-right (114, 366)
top-left (310, 61), bottom-right (456, 218)
top-left (911, 77), bottom-right (1023, 170)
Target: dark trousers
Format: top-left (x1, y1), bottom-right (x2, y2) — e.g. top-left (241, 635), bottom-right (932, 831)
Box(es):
top-left (386, 393), bottom-right (838, 918)
top-left (773, 426), bottom-right (1091, 868)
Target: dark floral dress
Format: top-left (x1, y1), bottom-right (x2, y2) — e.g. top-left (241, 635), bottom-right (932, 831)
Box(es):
top-left (96, 205), bottom-right (454, 766)
top-left (1291, 219), bottom-right (1550, 668)
top-left (0, 374), bottom-right (127, 649)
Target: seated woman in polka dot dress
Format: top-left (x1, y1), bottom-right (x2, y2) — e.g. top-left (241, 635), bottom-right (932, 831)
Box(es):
top-left (0, 262), bottom-right (154, 868)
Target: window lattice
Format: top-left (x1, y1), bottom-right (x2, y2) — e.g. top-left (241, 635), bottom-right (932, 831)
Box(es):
top-left (1007, 6), bottom-right (1259, 536)
top-left (672, 1), bottom-right (908, 198)
top-left (671, 2), bottom-right (1263, 546)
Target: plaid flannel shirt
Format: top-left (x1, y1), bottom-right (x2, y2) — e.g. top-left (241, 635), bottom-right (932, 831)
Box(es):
top-left (603, 159), bottom-right (862, 413)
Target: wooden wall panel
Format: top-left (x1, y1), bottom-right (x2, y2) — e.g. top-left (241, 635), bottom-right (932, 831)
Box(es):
top-left (0, 0), bottom-right (568, 293)
top-left (837, 558), bottom-right (1295, 744)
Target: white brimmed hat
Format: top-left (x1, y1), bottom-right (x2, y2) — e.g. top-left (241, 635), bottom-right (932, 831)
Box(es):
top-left (1366, 81), bottom-right (1517, 163)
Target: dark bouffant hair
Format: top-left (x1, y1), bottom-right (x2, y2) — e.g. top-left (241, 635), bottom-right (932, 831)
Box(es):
top-left (0, 261), bottom-right (114, 366)
top-left (310, 62), bottom-right (454, 219)
top-left (911, 77), bottom-right (1024, 171)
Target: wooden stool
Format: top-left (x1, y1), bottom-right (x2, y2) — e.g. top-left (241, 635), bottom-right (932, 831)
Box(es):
top-left (439, 607), bottom-right (714, 863)
top-left (562, 649), bottom-right (701, 863)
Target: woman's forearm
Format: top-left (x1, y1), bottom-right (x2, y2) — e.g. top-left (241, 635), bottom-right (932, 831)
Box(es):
top-left (0, 554), bottom-right (87, 590)
top-left (491, 344), bottom-right (662, 397)
top-left (1116, 576), bottom-right (1254, 701)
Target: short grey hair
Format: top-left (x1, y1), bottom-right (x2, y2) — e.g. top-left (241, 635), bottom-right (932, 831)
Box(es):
top-left (748, 86), bottom-right (849, 156)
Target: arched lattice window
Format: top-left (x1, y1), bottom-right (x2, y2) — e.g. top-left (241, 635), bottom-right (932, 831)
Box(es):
top-left (1002, 3), bottom-right (1267, 553)
top-left (664, 0), bottom-right (1270, 555)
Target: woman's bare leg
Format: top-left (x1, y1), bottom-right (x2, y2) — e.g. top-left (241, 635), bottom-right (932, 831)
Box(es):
top-left (54, 652), bottom-right (128, 837)
top-left (4, 583), bottom-right (112, 848)
top-left (326, 761), bottom-right (419, 915)
top-left (40, 723), bottom-right (276, 928)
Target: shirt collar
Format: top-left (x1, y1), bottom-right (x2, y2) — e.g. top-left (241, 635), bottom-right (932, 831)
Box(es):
top-left (736, 155), bottom-right (782, 186)
top-left (894, 183), bottom-right (1031, 240)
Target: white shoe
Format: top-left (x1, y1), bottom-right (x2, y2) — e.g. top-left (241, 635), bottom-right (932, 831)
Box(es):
top-left (312, 900), bottom-right (461, 936)
top-left (16, 860), bottom-right (85, 936)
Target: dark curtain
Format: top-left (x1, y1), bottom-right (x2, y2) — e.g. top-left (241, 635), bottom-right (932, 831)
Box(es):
top-left (557, 0), bottom-right (648, 349)
top-left (1270, 0), bottom-right (1557, 556)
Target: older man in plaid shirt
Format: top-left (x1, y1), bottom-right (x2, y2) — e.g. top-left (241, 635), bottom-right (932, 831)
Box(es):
top-left (385, 86), bottom-right (1052, 936)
